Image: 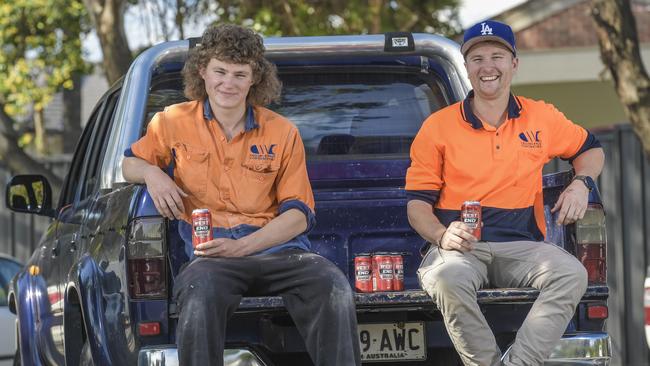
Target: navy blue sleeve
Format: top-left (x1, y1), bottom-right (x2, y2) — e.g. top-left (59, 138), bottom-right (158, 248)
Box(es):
top-left (124, 147), bottom-right (176, 178)
top-left (405, 190), bottom-right (440, 206)
top-left (278, 199), bottom-right (316, 234)
top-left (566, 132), bottom-right (602, 163)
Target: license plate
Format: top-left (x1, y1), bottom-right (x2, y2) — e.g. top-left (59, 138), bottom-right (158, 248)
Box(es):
top-left (358, 322), bottom-right (426, 362)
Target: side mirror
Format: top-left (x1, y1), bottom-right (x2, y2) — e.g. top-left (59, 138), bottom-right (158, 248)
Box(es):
top-left (5, 175), bottom-right (55, 217)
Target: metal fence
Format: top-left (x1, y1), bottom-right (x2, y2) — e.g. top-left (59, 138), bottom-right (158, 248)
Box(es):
top-left (598, 125), bottom-right (650, 366)
top-left (1, 125), bottom-right (649, 364)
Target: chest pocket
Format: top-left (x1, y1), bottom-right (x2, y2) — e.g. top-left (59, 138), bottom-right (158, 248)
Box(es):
top-left (173, 143), bottom-right (209, 198)
top-left (515, 148), bottom-right (546, 188)
top-left (241, 160), bottom-right (280, 182)
top-left (236, 160), bottom-right (280, 213)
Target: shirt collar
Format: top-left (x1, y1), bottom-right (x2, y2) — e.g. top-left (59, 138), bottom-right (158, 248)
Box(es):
top-left (202, 99), bottom-right (259, 131)
top-left (460, 90), bottom-right (522, 129)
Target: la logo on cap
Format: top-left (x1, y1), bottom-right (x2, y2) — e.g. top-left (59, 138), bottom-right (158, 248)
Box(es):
top-left (480, 22), bottom-right (493, 35)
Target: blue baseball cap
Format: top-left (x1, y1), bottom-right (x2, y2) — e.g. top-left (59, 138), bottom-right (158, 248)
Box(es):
top-left (461, 20), bottom-right (516, 57)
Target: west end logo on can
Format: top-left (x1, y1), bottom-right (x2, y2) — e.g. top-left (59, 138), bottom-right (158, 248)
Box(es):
top-left (463, 216), bottom-right (479, 224)
top-left (194, 225), bottom-right (210, 232)
top-left (357, 269), bottom-right (371, 279)
top-left (519, 130), bottom-right (542, 148)
top-left (249, 144), bottom-right (277, 160)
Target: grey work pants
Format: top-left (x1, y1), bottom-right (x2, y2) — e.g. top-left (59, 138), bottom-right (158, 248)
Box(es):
top-left (174, 249), bottom-right (361, 366)
top-left (417, 241), bottom-right (588, 366)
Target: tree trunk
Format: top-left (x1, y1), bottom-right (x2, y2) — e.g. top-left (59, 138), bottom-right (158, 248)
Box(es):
top-left (83, 0), bottom-right (133, 85)
top-left (33, 108), bottom-right (46, 155)
top-left (276, 0), bottom-right (300, 36)
top-left (0, 105), bottom-right (63, 194)
top-left (591, 0), bottom-right (650, 157)
top-left (176, 0), bottom-right (185, 39)
top-left (368, 0), bottom-right (383, 34)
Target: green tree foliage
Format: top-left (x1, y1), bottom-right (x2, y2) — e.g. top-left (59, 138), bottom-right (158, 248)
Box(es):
top-left (214, 0), bottom-right (462, 36)
top-left (0, 0), bottom-right (89, 189)
top-left (0, 0), bottom-right (88, 117)
top-left (135, 0), bottom-right (461, 44)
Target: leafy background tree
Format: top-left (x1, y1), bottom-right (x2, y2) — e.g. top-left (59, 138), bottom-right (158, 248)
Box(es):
top-left (0, 0), bottom-right (90, 191)
top-left (128, 0), bottom-right (460, 44)
top-left (211, 0), bottom-right (461, 36)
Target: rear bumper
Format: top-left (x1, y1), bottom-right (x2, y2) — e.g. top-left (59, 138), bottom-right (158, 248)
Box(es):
top-left (502, 332), bottom-right (611, 365)
top-left (138, 347), bottom-right (266, 366)
top-left (545, 332), bottom-right (611, 365)
top-left (137, 333), bottom-right (610, 366)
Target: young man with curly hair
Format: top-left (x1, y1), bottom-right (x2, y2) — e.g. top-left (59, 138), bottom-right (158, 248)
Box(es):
top-left (122, 24), bottom-right (360, 366)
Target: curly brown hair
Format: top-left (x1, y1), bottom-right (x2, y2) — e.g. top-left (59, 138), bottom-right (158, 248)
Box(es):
top-left (182, 24), bottom-right (281, 106)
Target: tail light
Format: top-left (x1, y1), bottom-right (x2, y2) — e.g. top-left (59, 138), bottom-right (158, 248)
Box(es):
top-left (575, 204), bottom-right (607, 284)
top-left (138, 322), bottom-right (161, 336)
top-left (586, 304), bottom-right (608, 319)
top-left (127, 218), bottom-right (167, 299)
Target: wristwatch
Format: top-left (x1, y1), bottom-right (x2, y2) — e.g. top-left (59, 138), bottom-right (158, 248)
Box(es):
top-left (572, 175), bottom-right (594, 191)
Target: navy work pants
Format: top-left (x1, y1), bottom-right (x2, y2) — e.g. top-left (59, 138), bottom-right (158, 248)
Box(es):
top-left (173, 249), bottom-right (361, 366)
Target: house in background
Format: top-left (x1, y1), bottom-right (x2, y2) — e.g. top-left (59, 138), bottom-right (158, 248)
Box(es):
top-left (490, 0), bottom-right (650, 128)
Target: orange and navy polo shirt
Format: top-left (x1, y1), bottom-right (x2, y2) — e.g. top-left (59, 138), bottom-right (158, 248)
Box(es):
top-left (125, 99), bottom-right (315, 249)
top-left (405, 91), bottom-right (601, 242)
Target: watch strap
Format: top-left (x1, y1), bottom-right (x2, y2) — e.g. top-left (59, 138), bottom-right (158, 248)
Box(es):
top-left (572, 175), bottom-right (592, 191)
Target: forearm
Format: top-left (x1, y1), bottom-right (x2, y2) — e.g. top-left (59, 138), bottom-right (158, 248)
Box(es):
top-left (240, 209), bottom-right (308, 253)
top-left (407, 200), bottom-right (447, 245)
top-left (572, 147), bottom-right (604, 179)
top-left (122, 157), bottom-right (156, 183)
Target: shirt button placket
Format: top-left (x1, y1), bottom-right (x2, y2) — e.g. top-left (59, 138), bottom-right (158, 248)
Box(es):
top-left (494, 130), bottom-right (503, 159)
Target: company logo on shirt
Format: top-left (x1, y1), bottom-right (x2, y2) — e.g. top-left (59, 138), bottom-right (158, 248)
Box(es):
top-left (519, 130), bottom-right (542, 148)
top-left (249, 144), bottom-right (277, 160)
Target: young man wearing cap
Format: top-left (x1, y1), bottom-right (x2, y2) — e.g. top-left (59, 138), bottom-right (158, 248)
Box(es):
top-left (406, 20), bottom-right (605, 366)
top-left (122, 24), bottom-right (360, 366)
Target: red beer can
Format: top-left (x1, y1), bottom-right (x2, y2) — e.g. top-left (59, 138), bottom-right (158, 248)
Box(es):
top-left (391, 253), bottom-right (404, 291)
top-left (461, 201), bottom-right (482, 240)
top-left (372, 252), bottom-right (394, 292)
top-left (191, 208), bottom-right (213, 248)
top-left (354, 254), bottom-right (373, 293)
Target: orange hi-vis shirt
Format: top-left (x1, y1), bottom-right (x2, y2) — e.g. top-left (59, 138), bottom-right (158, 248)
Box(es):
top-left (129, 100), bottom-right (315, 231)
top-left (405, 92), bottom-right (601, 241)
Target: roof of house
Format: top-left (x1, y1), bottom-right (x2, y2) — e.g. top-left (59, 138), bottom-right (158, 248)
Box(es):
top-left (483, 0), bottom-right (650, 50)
top-left (492, 0), bottom-right (584, 33)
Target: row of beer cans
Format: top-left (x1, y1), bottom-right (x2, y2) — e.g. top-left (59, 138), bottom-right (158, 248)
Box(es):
top-left (354, 253), bottom-right (404, 293)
